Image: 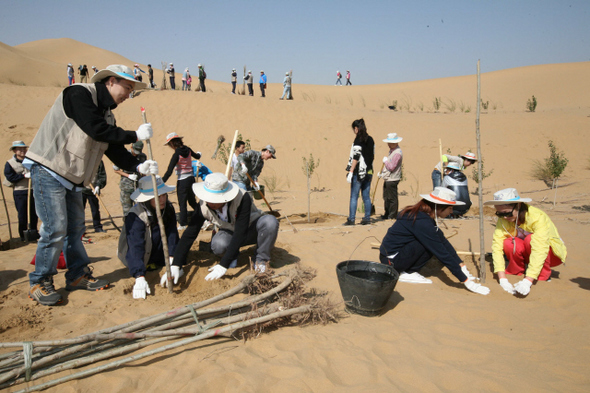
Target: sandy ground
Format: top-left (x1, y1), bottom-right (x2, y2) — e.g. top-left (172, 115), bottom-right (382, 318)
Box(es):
top-left (1, 38), bottom-right (590, 392)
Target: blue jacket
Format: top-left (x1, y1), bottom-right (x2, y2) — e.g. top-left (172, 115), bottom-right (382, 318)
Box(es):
top-left (259, 74), bottom-right (267, 84)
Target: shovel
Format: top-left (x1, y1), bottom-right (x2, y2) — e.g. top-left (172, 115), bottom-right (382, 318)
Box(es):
top-left (23, 178), bottom-right (38, 242)
top-left (245, 173), bottom-right (280, 218)
top-left (90, 183), bottom-right (121, 232)
top-left (370, 163), bottom-right (385, 216)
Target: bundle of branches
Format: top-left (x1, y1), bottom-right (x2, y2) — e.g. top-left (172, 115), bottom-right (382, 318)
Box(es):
top-left (0, 267), bottom-right (337, 392)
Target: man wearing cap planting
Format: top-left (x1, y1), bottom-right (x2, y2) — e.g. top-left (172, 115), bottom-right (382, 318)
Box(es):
top-left (432, 151), bottom-right (477, 189)
top-left (163, 173), bottom-right (279, 283)
top-left (118, 176), bottom-right (179, 299)
top-left (484, 188), bottom-right (566, 297)
top-left (232, 145), bottom-right (276, 191)
top-left (113, 141), bottom-right (147, 216)
top-left (378, 133), bottom-right (403, 220)
top-left (24, 64), bottom-right (159, 306)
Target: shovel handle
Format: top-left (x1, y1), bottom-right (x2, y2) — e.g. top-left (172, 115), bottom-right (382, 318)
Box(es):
top-left (245, 173), bottom-right (279, 217)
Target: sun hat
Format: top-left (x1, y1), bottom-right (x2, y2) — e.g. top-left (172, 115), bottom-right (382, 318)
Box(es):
top-left (91, 64), bottom-right (147, 89)
top-left (68, 63), bottom-right (72, 66)
top-left (261, 145), bottom-right (276, 159)
top-left (484, 188), bottom-right (532, 205)
top-left (446, 162), bottom-right (462, 171)
top-left (420, 187), bottom-right (465, 206)
top-left (164, 132), bottom-right (183, 145)
top-left (232, 68), bottom-right (236, 71)
top-left (248, 70), bottom-right (252, 73)
top-left (460, 152), bottom-right (477, 161)
top-left (285, 72), bottom-right (289, 75)
top-left (9, 141), bottom-right (28, 151)
top-left (192, 173), bottom-right (240, 204)
top-left (198, 64), bottom-right (202, 67)
top-left (260, 70), bottom-right (264, 73)
top-left (132, 141), bottom-right (144, 154)
top-left (91, 65), bottom-right (96, 69)
top-left (131, 176), bottom-right (175, 203)
top-left (134, 64), bottom-right (139, 67)
top-left (382, 133), bottom-right (403, 143)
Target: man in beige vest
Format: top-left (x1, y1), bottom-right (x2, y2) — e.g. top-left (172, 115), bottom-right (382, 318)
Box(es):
top-left (24, 64), bottom-right (159, 306)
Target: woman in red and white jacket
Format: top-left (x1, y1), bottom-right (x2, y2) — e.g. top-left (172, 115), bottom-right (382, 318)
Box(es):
top-left (162, 133), bottom-right (201, 228)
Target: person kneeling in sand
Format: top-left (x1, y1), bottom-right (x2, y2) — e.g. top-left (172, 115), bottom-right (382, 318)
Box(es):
top-left (484, 188), bottom-right (566, 296)
top-left (117, 176), bottom-right (179, 299)
top-left (379, 187), bottom-right (490, 295)
top-left (162, 173), bottom-right (279, 284)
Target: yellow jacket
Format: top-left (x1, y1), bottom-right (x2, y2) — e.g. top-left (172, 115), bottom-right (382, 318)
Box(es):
top-left (492, 205), bottom-right (566, 279)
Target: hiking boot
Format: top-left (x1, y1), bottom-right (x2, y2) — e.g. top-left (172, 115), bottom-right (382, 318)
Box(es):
top-left (95, 228), bottom-right (106, 233)
top-left (343, 219), bottom-right (355, 226)
top-left (66, 266), bottom-right (109, 291)
top-left (29, 277), bottom-right (62, 306)
top-left (360, 218), bottom-right (371, 225)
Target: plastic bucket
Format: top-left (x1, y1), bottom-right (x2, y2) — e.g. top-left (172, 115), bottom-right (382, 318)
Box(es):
top-left (249, 185), bottom-right (265, 200)
top-left (336, 260), bottom-right (399, 316)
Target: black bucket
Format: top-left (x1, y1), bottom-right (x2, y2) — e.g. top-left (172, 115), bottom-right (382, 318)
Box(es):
top-left (336, 260), bottom-right (399, 317)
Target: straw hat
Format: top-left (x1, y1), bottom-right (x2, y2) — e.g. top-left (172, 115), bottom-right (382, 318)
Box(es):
top-left (164, 132), bottom-right (183, 145)
top-left (483, 188), bottom-right (531, 205)
top-left (9, 141), bottom-right (28, 151)
top-left (382, 133), bottom-right (403, 143)
top-left (192, 173), bottom-right (240, 204)
top-left (90, 64), bottom-right (147, 89)
top-left (460, 152), bottom-right (477, 161)
top-left (420, 187), bottom-right (465, 206)
top-left (130, 176), bottom-right (175, 203)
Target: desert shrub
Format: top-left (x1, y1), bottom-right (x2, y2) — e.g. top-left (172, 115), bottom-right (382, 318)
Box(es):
top-left (433, 97), bottom-right (442, 111)
top-left (481, 100), bottom-right (489, 110)
top-left (471, 157), bottom-right (494, 188)
top-left (443, 98), bottom-right (456, 113)
top-left (530, 140), bottom-right (568, 188)
top-left (302, 154), bottom-right (320, 222)
top-left (526, 95), bottom-right (537, 112)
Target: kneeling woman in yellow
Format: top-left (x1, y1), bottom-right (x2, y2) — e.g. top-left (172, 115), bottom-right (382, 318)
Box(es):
top-left (484, 188), bottom-right (566, 296)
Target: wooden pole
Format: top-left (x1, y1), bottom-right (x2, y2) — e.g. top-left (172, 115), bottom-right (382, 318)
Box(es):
top-left (439, 139), bottom-right (444, 184)
top-left (225, 130), bottom-right (239, 178)
top-left (476, 60), bottom-right (486, 283)
top-left (141, 107), bottom-right (173, 293)
top-left (0, 178), bottom-right (13, 244)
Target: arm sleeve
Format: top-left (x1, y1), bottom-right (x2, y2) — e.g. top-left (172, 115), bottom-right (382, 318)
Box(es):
top-left (104, 144), bottom-right (142, 173)
top-left (125, 213), bottom-right (148, 278)
top-left (491, 220), bottom-right (511, 274)
top-left (63, 86), bottom-right (137, 145)
top-left (190, 149), bottom-right (201, 160)
top-left (4, 162), bottom-right (23, 184)
top-left (165, 204), bottom-right (179, 257)
top-left (173, 207), bottom-right (206, 267)
top-left (219, 195), bottom-right (252, 268)
top-left (162, 152), bottom-right (180, 183)
top-left (385, 151), bottom-right (402, 172)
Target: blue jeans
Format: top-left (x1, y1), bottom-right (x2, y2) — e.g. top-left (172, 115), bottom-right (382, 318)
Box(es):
top-left (431, 169), bottom-right (442, 189)
top-left (348, 173), bottom-right (372, 222)
top-left (29, 165), bottom-right (90, 285)
top-left (281, 86), bottom-right (291, 99)
top-left (235, 181), bottom-right (248, 191)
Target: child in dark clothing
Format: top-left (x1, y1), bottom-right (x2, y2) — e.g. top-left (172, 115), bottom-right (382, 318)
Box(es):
top-left (161, 133), bottom-right (201, 228)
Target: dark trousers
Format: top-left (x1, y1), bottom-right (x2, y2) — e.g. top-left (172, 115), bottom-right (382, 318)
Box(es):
top-left (170, 76), bottom-right (175, 90)
top-left (82, 194), bottom-right (102, 230)
top-left (14, 190), bottom-right (38, 240)
top-left (379, 240), bottom-right (432, 274)
top-left (259, 83), bottom-right (265, 97)
top-left (200, 79), bottom-right (206, 92)
top-left (248, 84), bottom-right (254, 96)
top-left (177, 177), bottom-right (198, 226)
top-left (232, 82), bottom-right (236, 93)
top-left (383, 180), bottom-right (399, 219)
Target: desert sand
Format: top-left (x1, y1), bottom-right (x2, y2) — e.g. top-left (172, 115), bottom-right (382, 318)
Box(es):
top-left (1, 38), bottom-right (589, 392)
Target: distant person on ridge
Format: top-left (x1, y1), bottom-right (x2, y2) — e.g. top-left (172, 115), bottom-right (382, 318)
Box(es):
top-left (244, 70), bottom-right (254, 96)
top-left (231, 68), bottom-right (237, 94)
top-left (335, 70), bottom-right (342, 85)
top-left (147, 64), bottom-right (154, 88)
top-left (346, 70), bottom-right (352, 85)
top-left (198, 64), bottom-right (206, 92)
top-left (280, 72), bottom-right (292, 100)
top-left (167, 63), bottom-right (175, 90)
top-left (259, 70), bottom-right (267, 97)
top-left (79, 65), bottom-right (89, 83)
top-left (67, 63), bottom-right (74, 85)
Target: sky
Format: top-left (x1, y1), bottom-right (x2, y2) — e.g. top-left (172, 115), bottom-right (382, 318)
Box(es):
top-left (1, 0), bottom-right (589, 85)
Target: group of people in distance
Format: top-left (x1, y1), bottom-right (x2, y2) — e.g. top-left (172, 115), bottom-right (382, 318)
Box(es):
top-left (17, 63), bottom-right (566, 306)
top-left (343, 118), bottom-right (566, 297)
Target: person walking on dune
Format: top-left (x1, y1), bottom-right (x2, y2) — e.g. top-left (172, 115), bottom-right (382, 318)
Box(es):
top-left (346, 70), bottom-right (352, 85)
top-left (280, 72), bottom-right (292, 100)
top-left (335, 70), bottom-right (342, 86)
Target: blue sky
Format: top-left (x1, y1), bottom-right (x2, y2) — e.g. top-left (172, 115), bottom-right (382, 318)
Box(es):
top-left (1, 0), bottom-right (589, 85)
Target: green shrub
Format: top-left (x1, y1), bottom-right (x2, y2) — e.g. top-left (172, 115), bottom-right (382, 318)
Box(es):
top-left (218, 133), bottom-right (251, 165)
top-left (526, 95), bottom-right (537, 112)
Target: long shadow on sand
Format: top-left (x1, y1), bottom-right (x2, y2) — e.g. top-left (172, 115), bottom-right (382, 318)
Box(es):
top-left (571, 277), bottom-right (590, 291)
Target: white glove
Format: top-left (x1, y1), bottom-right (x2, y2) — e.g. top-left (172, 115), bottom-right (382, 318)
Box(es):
top-left (514, 279), bottom-right (533, 296)
top-left (128, 173), bottom-right (138, 181)
top-left (93, 186), bottom-right (100, 196)
top-left (382, 156), bottom-right (388, 164)
top-left (205, 264), bottom-right (227, 281)
top-left (137, 160), bottom-right (158, 175)
top-left (241, 163), bottom-right (248, 174)
top-left (498, 278), bottom-right (515, 294)
top-left (196, 151), bottom-right (202, 158)
top-left (133, 276), bottom-right (151, 299)
top-left (464, 280), bottom-right (490, 295)
top-left (346, 172), bottom-right (353, 183)
top-left (136, 123), bottom-right (153, 140)
top-left (253, 181), bottom-right (260, 191)
top-left (24, 172), bottom-right (31, 179)
top-left (461, 265), bottom-right (477, 281)
top-left (160, 264), bottom-right (184, 287)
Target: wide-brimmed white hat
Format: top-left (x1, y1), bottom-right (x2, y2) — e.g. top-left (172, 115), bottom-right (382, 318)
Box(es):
top-left (420, 187), bottom-right (465, 206)
top-left (460, 152), bottom-right (477, 161)
top-left (9, 140), bottom-right (28, 151)
top-left (164, 132), bottom-right (183, 145)
top-left (484, 188), bottom-right (532, 205)
top-left (91, 64), bottom-right (147, 89)
top-left (192, 173), bottom-right (239, 204)
top-left (131, 176), bottom-right (175, 203)
top-left (382, 133), bottom-right (403, 143)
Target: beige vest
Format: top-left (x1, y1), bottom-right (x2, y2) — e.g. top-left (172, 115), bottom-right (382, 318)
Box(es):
top-left (199, 190), bottom-right (263, 231)
top-left (26, 84), bottom-right (111, 186)
top-left (117, 204), bottom-right (152, 267)
top-left (3, 157), bottom-right (29, 191)
top-left (381, 147), bottom-right (403, 182)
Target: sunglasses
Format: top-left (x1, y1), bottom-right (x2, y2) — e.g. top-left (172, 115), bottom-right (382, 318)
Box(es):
top-left (495, 205), bottom-right (516, 218)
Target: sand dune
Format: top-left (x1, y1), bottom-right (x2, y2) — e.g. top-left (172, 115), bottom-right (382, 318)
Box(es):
top-left (1, 38), bottom-right (590, 392)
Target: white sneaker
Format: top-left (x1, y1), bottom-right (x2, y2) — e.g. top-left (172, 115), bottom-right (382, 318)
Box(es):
top-left (177, 225), bottom-right (187, 231)
top-left (398, 272), bottom-right (432, 284)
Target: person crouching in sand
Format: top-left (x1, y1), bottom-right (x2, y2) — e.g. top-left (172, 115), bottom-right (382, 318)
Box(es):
top-left (484, 188), bottom-right (566, 296)
top-left (379, 187), bottom-right (490, 295)
top-left (117, 176), bottom-right (179, 299)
